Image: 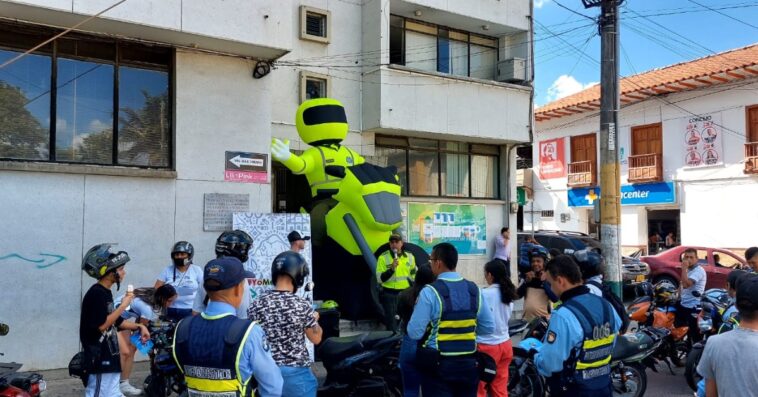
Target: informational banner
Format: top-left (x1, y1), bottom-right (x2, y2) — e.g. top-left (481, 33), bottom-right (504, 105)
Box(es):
top-left (408, 203), bottom-right (487, 255)
top-left (203, 193), bottom-right (249, 231)
top-left (539, 138), bottom-right (566, 179)
top-left (568, 182), bottom-right (676, 207)
top-left (232, 213), bottom-right (312, 302)
top-left (225, 151), bottom-right (269, 183)
top-left (682, 113), bottom-right (723, 168)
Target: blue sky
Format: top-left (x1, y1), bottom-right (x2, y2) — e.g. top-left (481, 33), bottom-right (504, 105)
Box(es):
top-left (534, 0), bottom-right (758, 106)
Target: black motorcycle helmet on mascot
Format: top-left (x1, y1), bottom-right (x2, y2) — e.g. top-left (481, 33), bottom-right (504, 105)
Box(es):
top-left (215, 230), bottom-right (254, 263)
top-left (271, 251), bottom-right (309, 291)
top-left (572, 248), bottom-right (603, 279)
top-left (82, 243), bottom-right (131, 289)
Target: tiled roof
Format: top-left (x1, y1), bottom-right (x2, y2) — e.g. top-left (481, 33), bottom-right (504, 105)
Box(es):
top-left (535, 43), bottom-right (758, 121)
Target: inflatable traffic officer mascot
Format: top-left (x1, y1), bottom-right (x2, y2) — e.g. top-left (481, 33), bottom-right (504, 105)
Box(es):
top-left (271, 98), bottom-right (365, 246)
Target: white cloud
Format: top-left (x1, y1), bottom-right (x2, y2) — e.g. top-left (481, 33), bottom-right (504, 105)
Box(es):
top-left (545, 74), bottom-right (597, 102)
top-left (88, 119), bottom-right (111, 133)
top-left (535, 0), bottom-right (550, 8)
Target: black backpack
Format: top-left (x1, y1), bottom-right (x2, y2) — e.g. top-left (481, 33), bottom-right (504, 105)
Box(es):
top-left (587, 280), bottom-right (630, 333)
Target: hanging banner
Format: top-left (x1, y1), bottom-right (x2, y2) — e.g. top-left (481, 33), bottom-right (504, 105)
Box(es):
top-left (408, 203), bottom-right (487, 255)
top-left (682, 113), bottom-right (723, 168)
top-left (539, 138), bottom-right (566, 179)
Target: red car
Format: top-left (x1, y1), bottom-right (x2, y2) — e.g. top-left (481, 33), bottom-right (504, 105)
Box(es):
top-left (641, 246), bottom-right (747, 290)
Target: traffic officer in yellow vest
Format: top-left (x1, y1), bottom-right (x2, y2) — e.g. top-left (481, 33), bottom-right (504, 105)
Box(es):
top-left (407, 242), bottom-right (495, 397)
top-left (376, 233), bottom-right (417, 332)
top-left (270, 98), bottom-right (365, 245)
top-left (173, 257), bottom-right (283, 397)
top-left (534, 255), bottom-right (621, 397)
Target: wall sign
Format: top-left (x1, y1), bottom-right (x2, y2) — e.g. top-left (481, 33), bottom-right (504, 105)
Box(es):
top-left (568, 182), bottom-right (676, 207)
top-left (539, 138), bottom-right (566, 179)
top-left (408, 203), bottom-right (487, 255)
top-left (225, 151), bottom-right (269, 183)
top-left (203, 193), bottom-right (250, 231)
top-left (682, 113), bottom-right (723, 168)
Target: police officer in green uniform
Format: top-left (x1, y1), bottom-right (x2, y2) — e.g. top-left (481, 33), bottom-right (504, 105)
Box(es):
top-left (534, 255), bottom-right (621, 397)
top-left (376, 233), bottom-right (417, 332)
top-left (271, 98), bottom-right (365, 246)
top-left (172, 257), bottom-right (283, 397)
top-left (407, 243), bottom-right (495, 397)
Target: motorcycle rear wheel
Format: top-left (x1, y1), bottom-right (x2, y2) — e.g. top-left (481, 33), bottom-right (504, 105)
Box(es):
top-left (612, 363), bottom-right (647, 397)
top-left (143, 374), bottom-right (170, 397)
top-left (685, 345), bottom-right (704, 391)
top-left (508, 363), bottom-right (545, 397)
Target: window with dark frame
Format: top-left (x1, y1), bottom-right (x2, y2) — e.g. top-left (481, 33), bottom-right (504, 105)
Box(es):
top-left (0, 23), bottom-right (172, 168)
top-left (305, 76), bottom-right (327, 100)
top-left (306, 12), bottom-right (327, 38)
top-left (373, 135), bottom-right (499, 199)
top-left (389, 15), bottom-right (499, 80)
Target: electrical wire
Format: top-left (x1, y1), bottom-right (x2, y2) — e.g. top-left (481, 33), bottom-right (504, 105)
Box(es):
top-left (553, 0), bottom-right (597, 22)
top-left (686, 0), bottom-right (758, 30)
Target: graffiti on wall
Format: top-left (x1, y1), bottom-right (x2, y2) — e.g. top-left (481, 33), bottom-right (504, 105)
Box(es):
top-left (0, 253), bottom-right (67, 269)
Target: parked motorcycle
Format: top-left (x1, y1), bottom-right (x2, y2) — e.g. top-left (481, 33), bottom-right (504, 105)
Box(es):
top-left (627, 282), bottom-right (691, 368)
top-left (317, 331), bottom-right (402, 396)
top-left (0, 323), bottom-right (46, 397)
top-left (684, 288), bottom-right (733, 391)
top-left (142, 319), bottom-right (186, 397)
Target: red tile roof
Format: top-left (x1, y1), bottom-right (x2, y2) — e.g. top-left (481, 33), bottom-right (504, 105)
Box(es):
top-left (536, 43), bottom-right (758, 121)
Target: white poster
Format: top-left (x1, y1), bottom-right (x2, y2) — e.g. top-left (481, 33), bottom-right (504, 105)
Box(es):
top-left (682, 112), bottom-right (723, 168)
top-left (232, 213), bottom-right (312, 302)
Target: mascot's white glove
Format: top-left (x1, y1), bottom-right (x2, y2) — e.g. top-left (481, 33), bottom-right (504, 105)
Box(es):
top-left (271, 138), bottom-right (292, 162)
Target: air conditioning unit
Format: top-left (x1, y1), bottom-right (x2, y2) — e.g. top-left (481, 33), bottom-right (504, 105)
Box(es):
top-left (497, 58), bottom-right (527, 83)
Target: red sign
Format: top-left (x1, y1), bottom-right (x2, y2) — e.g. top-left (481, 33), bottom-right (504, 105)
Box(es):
top-left (539, 138), bottom-right (566, 179)
top-left (225, 170), bottom-right (268, 183)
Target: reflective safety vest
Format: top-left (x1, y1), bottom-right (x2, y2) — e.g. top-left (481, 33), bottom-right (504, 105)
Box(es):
top-left (304, 144), bottom-right (360, 198)
top-left (377, 251), bottom-right (416, 290)
top-left (172, 313), bottom-right (256, 397)
top-left (423, 278), bottom-right (480, 356)
top-left (560, 295), bottom-right (616, 393)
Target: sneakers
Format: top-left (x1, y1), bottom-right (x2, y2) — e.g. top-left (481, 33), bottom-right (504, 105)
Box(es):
top-left (119, 380), bottom-right (143, 396)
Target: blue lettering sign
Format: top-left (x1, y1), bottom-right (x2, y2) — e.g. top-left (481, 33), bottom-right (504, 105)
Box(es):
top-left (567, 182), bottom-right (676, 207)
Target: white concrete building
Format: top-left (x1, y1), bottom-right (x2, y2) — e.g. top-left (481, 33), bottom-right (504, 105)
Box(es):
top-left (0, 0), bottom-right (532, 369)
top-left (527, 44), bottom-right (758, 258)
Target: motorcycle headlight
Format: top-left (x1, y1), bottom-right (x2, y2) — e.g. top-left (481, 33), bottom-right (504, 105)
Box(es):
top-left (698, 317), bottom-right (713, 333)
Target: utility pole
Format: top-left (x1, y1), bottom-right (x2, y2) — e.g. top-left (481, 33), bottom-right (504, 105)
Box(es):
top-left (583, 0), bottom-right (622, 297)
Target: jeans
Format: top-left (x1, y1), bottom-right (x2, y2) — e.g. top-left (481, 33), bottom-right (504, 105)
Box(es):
top-left (85, 372), bottom-right (121, 397)
top-left (421, 355), bottom-right (479, 397)
top-left (399, 334), bottom-right (421, 397)
top-left (675, 303), bottom-right (702, 343)
top-left (477, 340), bottom-right (513, 397)
top-left (279, 366), bottom-right (318, 397)
top-left (166, 308), bottom-right (193, 322)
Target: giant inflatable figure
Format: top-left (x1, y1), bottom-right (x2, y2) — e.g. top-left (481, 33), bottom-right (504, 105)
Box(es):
top-left (271, 98), bottom-right (428, 319)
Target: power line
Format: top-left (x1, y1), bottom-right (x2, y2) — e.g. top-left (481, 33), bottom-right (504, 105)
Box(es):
top-left (686, 0), bottom-right (758, 30)
top-left (553, 0), bottom-right (596, 22)
top-left (0, 0), bottom-right (129, 70)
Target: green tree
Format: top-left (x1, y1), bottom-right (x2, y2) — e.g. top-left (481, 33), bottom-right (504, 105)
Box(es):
top-left (0, 82), bottom-right (47, 159)
top-left (75, 130), bottom-right (113, 164)
top-left (118, 91), bottom-right (169, 167)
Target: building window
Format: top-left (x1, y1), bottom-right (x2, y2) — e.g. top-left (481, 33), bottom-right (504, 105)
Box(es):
top-left (0, 23), bottom-right (172, 167)
top-left (300, 6), bottom-right (330, 44)
top-left (300, 71), bottom-right (330, 102)
top-left (389, 15), bottom-right (499, 80)
top-left (372, 135), bottom-right (499, 199)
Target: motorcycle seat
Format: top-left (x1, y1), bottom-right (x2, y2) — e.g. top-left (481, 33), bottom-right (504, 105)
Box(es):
top-left (318, 331), bottom-right (395, 365)
top-left (612, 331), bottom-right (655, 361)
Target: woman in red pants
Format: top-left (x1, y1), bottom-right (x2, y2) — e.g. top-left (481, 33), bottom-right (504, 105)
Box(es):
top-left (477, 260), bottom-right (518, 397)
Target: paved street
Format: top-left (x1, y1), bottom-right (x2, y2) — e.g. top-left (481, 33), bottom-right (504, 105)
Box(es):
top-left (39, 354), bottom-right (695, 397)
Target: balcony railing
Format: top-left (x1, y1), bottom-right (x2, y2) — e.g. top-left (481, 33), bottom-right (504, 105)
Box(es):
top-left (567, 160), bottom-right (596, 188)
top-left (628, 153), bottom-right (663, 183)
top-left (745, 142), bottom-right (758, 174)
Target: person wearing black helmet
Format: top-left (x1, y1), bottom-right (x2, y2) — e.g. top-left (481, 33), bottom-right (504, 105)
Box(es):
top-left (192, 230), bottom-right (254, 318)
top-left (155, 241), bottom-right (202, 322)
top-left (517, 247), bottom-right (558, 320)
top-left (573, 249), bottom-right (604, 297)
top-left (79, 244), bottom-right (150, 397)
top-left (248, 251), bottom-right (322, 397)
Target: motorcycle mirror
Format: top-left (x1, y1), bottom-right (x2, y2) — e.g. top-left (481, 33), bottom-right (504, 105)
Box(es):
top-left (0, 323), bottom-right (8, 336)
